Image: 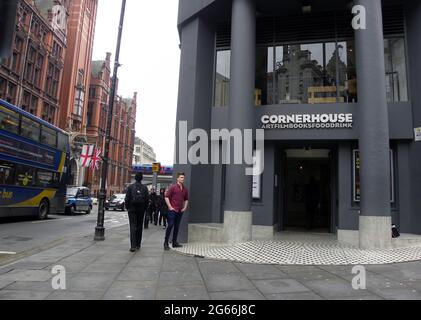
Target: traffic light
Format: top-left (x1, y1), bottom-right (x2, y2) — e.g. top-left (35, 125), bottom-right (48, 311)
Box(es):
top-left (0, 0), bottom-right (18, 59)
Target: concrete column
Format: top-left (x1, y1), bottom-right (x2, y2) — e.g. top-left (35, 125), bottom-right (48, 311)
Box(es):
top-left (223, 0), bottom-right (256, 243)
top-left (355, 0), bottom-right (391, 249)
top-left (405, 0), bottom-right (421, 234)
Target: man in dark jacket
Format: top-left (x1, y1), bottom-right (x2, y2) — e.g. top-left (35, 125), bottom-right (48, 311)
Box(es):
top-left (125, 173), bottom-right (149, 252)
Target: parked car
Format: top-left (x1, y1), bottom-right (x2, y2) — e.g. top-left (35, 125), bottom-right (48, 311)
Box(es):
top-left (105, 193), bottom-right (126, 211)
top-left (65, 187), bottom-right (93, 215)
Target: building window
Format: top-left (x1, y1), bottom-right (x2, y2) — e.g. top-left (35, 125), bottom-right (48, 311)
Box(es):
top-left (353, 149), bottom-right (395, 203)
top-left (384, 38), bottom-right (408, 102)
top-left (0, 77), bottom-right (6, 100)
top-left (45, 62), bottom-right (61, 99)
top-left (87, 102), bottom-right (94, 127)
top-left (89, 87), bottom-right (96, 99)
top-left (34, 53), bottom-right (44, 88)
top-left (214, 50), bottom-right (230, 107)
top-left (12, 37), bottom-right (23, 74)
top-left (42, 103), bottom-right (56, 124)
top-left (73, 87), bottom-right (85, 117)
top-left (7, 82), bottom-right (17, 104)
top-left (273, 41), bottom-right (357, 105)
top-left (255, 47), bottom-right (274, 106)
top-left (25, 46), bottom-right (36, 82)
top-left (214, 41), bottom-right (357, 106)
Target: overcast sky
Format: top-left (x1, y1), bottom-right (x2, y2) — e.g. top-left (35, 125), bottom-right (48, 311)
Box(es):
top-left (92, 0), bottom-right (180, 166)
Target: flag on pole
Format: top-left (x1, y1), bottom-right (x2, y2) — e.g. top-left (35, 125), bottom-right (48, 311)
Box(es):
top-left (80, 145), bottom-right (94, 168)
top-left (89, 147), bottom-right (102, 170)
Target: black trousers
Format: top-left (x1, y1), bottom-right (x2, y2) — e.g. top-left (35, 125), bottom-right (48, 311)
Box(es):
top-left (159, 210), bottom-right (167, 227)
top-left (165, 210), bottom-right (183, 245)
top-left (128, 205), bottom-right (145, 249)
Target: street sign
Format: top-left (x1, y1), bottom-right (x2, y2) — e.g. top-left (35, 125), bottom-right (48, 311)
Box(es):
top-left (152, 163), bottom-right (161, 173)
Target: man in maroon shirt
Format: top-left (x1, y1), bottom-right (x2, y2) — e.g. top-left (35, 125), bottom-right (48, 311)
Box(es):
top-left (164, 172), bottom-right (189, 250)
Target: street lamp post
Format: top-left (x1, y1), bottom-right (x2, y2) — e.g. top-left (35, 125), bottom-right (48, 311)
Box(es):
top-left (95, 0), bottom-right (127, 241)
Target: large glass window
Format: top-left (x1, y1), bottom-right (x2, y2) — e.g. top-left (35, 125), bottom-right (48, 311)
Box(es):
top-left (0, 105), bottom-right (20, 134)
top-left (16, 165), bottom-right (36, 187)
top-left (214, 50), bottom-right (230, 107)
top-left (273, 41), bottom-right (356, 105)
top-left (255, 47), bottom-right (274, 106)
top-left (384, 38), bottom-right (408, 102)
top-left (21, 116), bottom-right (40, 141)
top-left (41, 125), bottom-right (57, 148)
top-left (36, 171), bottom-right (59, 189)
top-left (0, 161), bottom-right (16, 185)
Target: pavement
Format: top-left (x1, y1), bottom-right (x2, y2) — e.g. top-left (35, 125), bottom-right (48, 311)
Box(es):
top-left (1, 224), bottom-right (421, 300)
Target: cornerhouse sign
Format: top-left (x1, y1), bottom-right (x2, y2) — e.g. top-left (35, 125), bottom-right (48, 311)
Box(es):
top-left (261, 113), bottom-right (354, 130)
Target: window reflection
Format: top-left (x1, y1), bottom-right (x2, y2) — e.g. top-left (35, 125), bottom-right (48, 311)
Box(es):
top-left (213, 38), bottom-right (407, 106)
top-left (214, 50), bottom-right (230, 107)
top-left (384, 38), bottom-right (408, 102)
top-left (274, 42), bottom-right (357, 104)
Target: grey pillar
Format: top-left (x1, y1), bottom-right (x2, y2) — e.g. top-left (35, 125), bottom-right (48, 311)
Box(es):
top-left (405, 0), bottom-right (421, 234)
top-left (355, 0), bottom-right (391, 249)
top-left (223, 0), bottom-right (256, 243)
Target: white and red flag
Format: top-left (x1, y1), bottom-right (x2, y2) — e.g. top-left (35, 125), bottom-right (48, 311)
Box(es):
top-left (80, 145), bottom-right (94, 168)
top-left (89, 147), bottom-right (102, 170)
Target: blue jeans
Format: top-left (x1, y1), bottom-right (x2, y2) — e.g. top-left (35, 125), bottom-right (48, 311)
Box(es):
top-left (165, 210), bottom-right (183, 244)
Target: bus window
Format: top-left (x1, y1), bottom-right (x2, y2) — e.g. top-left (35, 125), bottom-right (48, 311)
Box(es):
top-left (0, 161), bottom-right (15, 185)
top-left (16, 165), bottom-right (36, 187)
top-left (58, 132), bottom-right (69, 152)
top-left (21, 116), bottom-right (40, 141)
top-left (41, 125), bottom-right (57, 147)
top-left (0, 105), bottom-right (19, 134)
top-left (37, 170), bottom-right (59, 188)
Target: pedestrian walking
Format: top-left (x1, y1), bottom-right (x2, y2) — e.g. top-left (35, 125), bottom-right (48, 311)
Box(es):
top-left (158, 188), bottom-right (168, 228)
top-left (144, 188), bottom-right (157, 229)
top-left (125, 172), bottom-right (149, 252)
top-left (164, 173), bottom-right (189, 250)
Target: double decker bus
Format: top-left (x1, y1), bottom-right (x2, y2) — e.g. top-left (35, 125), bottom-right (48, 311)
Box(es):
top-left (0, 99), bottom-right (70, 219)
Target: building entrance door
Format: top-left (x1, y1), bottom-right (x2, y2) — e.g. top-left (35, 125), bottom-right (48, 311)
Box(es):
top-left (283, 149), bottom-right (332, 232)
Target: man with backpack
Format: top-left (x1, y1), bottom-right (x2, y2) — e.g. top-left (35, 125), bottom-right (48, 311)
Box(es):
top-left (125, 172), bottom-right (149, 252)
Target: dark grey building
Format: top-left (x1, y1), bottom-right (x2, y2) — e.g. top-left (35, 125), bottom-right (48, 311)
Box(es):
top-left (174, 0), bottom-right (421, 249)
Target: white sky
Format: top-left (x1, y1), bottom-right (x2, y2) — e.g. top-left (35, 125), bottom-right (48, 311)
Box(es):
top-left (92, 0), bottom-right (180, 166)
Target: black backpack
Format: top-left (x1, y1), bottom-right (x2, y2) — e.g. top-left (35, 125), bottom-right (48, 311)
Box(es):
top-left (131, 183), bottom-right (146, 207)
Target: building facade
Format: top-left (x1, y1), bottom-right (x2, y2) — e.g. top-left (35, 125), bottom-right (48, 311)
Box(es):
top-left (174, 0), bottom-right (421, 249)
top-left (0, 0), bottom-right (69, 125)
top-left (133, 137), bottom-right (157, 165)
top-left (85, 54), bottom-right (137, 197)
top-left (59, 0), bottom-right (98, 187)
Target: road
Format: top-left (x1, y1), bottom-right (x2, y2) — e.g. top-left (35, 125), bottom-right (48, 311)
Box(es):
top-left (0, 206), bottom-right (129, 265)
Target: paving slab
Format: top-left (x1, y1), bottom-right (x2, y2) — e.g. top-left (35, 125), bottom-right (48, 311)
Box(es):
top-left (66, 272), bottom-right (117, 291)
top-left (209, 290), bottom-right (266, 300)
top-left (371, 288), bottom-right (421, 300)
top-left (156, 285), bottom-right (210, 300)
top-left (265, 292), bottom-right (324, 300)
top-left (117, 267), bottom-right (160, 282)
top-left (0, 290), bottom-right (51, 300)
top-left (204, 273), bottom-right (255, 292)
top-left (252, 279), bottom-right (311, 295)
top-left (46, 290), bottom-right (104, 300)
top-left (158, 271), bottom-right (204, 287)
top-left (103, 286), bottom-right (156, 300)
top-left (234, 263), bottom-right (290, 280)
top-left (0, 269), bottom-right (52, 282)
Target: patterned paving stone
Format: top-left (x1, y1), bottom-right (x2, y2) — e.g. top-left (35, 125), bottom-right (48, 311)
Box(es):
top-left (174, 239), bottom-right (421, 265)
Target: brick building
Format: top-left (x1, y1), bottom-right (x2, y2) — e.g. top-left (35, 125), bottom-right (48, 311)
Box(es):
top-left (85, 53), bottom-right (137, 197)
top-left (0, 0), bottom-right (69, 125)
top-left (59, 0), bottom-right (98, 187)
